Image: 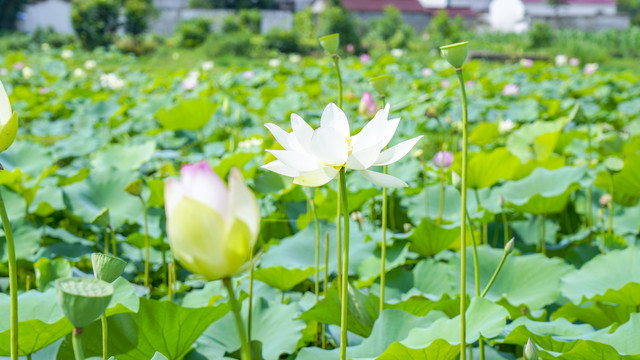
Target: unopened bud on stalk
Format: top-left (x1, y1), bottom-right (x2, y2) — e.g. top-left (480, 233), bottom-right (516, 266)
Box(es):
top-left (524, 338), bottom-right (538, 360)
top-left (599, 193), bottom-right (612, 207)
top-left (498, 195), bottom-right (504, 208)
top-left (505, 237), bottom-right (515, 253)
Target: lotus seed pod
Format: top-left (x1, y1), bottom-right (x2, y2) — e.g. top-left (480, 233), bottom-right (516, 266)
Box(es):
top-left (318, 33), bottom-right (339, 54)
top-left (604, 156), bottom-right (623, 174)
top-left (440, 42), bottom-right (469, 69)
top-left (505, 237), bottom-right (515, 253)
top-left (524, 338), bottom-right (538, 360)
top-left (91, 208), bottom-right (110, 227)
top-left (91, 253), bottom-right (127, 283)
top-left (369, 75), bottom-right (392, 95)
top-left (124, 179), bottom-right (143, 197)
top-left (55, 277), bottom-right (114, 329)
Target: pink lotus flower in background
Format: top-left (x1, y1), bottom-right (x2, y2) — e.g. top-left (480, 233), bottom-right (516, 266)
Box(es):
top-left (358, 92), bottom-right (377, 117)
top-left (164, 161), bottom-right (260, 281)
top-left (569, 58), bottom-right (580, 66)
top-left (432, 151), bottom-right (453, 168)
top-left (0, 69), bottom-right (7, 76)
top-left (242, 70), bottom-right (255, 79)
top-left (346, 44), bottom-right (355, 53)
top-left (466, 80), bottom-right (475, 87)
top-left (441, 80), bottom-right (450, 88)
top-left (502, 83), bottom-right (519, 96)
top-left (359, 53), bottom-right (371, 63)
top-left (181, 77), bottom-right (198, 90)
top-left (38, 87), bottom-right (50, 95)
top-left (13, 62), bottom-right (24, 71)
top-left (421, 68), bottom-right (433, 76)
top-left (584, 63), bottom-right (598, 75)
top-left (263, 103), bottom-right (422, 187)
top-left (520, 58), bottom-right (533, 67)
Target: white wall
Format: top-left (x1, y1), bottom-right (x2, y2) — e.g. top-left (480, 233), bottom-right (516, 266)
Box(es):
top-left (524, 3), bottom-right (616, 17)
top-left (17, 0), bottom-right (74, 34)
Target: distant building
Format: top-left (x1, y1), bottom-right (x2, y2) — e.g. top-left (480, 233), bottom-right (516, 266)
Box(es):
top-left (521, 0), bottom-right (630, 30)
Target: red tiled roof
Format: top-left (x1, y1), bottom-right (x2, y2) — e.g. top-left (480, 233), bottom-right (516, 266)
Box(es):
top-left (342, 0), bottom-right (424, 12)
top-left (424, 7), bottom-right (477, 17)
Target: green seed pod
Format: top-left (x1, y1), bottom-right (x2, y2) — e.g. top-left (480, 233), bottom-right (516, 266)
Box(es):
top-left (91, 208), bottom-right (111, 228)
top-left (124, 179), bottom-right (143, 197)
top-left (55, 277), bottom-right (114, 329)
top-left (440, 41), bottom-right (469, 69)
top-left (91, 253), bottom-right (127, 283)
top-left (318, 33), bottom-right (339, 54)
top-left (604, 156), bottom-right (623, 174)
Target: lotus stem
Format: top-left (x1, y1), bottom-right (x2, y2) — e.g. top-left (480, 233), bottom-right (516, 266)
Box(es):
top-left (437, 166), bottom-right (445, 225)
top-left (104, 228), bottom-right (109, 255)
top-left (466, 211), bottom-right (485, 360)
top-left (455, 68), bottom-right (469, 360)
top-left (608, 172), bottom-right (614, 236)
top-left (223, 277), bottom-right (252, 360)
top-left (248, 247), bottom-right (255, 346)
top-left (109, 226), bottom-right (116, 257)
top-left (167, 262), bottom-right (173, 301)
top-left (323, 231), bottom-right (329, 349)
top-left (336, 179), bottom-right (343, 302)
top-left (500, 211), bottom-right (509, 248)
top-left (380, 174), bottom-right (388, 313)
top-left (140, 196), bottom-right (150, 288)
top-left (586, 116), bottom-right (593, 240)
top-left (0, 189), bottom-right (18, 359)
top-left (101, 314), bottom-right (108, 360)
top-left (339, 168), bottom-right (350, 360)
top-left (72, 328), bottom-right (85, 360)
top-left (309, 197), bottom-right (321, 344)
top-left (332, 55), bottom-right (343, 108)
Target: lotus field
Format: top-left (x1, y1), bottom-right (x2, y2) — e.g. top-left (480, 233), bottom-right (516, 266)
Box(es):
top-left (1, 39), bottom-right (640, 360)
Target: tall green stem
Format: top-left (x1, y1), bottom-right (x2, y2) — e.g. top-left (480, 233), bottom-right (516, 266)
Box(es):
top-left (309, 198), bottom-right (321, 343)
top-left (500, 212), bottom-right (509, 248)
top-left (72, 328), bottom-right (85, 360)
top-left (481, 250), bottom-right (509, 297)
top-left (586, 117), bottom-right (593, 238)
top-left (466, 211), bottom-right (484, 360)
top-left (101, 314), bottom-right (108, 360)
top-left (455, 69), bottom-right (469, 359)
top-left (323, 231), bottom-right (329, 349)
top-left (109, 226), bottom-right (116, 257)
top-left (223, 278), bottom-right (252, 360)
top-left (336, 181), bottom-right (343, 301)
top-left (437, 166), bottom-right (445, 225)
top-left (339, 169), bottom-right (350, 360)
top-left (380, 173), bottom-right (388, 313)
top-left (332, 56), bottom-right (343, 108)
top-left (608, 172), bottom-right (614, 236)
top-left (248, 247), bottom-right (255, 346)
top-left (141, 197), bottom-right (150, 288)
top-left (0, 190), bottom-right (18, 360)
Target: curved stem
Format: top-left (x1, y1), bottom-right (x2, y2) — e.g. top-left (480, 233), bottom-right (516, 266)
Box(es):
top-left (101, 314), bottom-right (108, 360)
top-left (466, 212), bottom-right (480, 297)
top-left (223, 278), bottom-right (252, 360)
top-left (339, 169), bottom-right (350, 360)
top-left (332, 55), bottom-right (343, 108)
top-left (456, 69), bottom-right (469, 360)
top-left (248, 247), bottom-right (255, 346)
top-left (0, 190), bottom-right (18, 360)
top-left (481, 250), bottom-right (509, 298)
top-left (72, 328), bottom-right (85, 360)
top-left (141, 197), bottom-right (150, 288)
top-left (380, 170), bottom-right (388, 313)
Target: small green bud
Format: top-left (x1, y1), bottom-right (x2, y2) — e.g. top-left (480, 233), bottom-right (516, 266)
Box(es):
top-left (452, 171), bottom-right (461, 190)
top-left (55, 277), bottom-right (114, 329)
top-left (318, 33), bottom-right (340, 54)
top-left (604, 156), bottom-right (623, 174)
top-left (505, 237), bottom-right (515, 253)
top-left (124, 179), bottom-right (143, 197)
top-left (91, 253), bottom-right (127, 283)
top-left (221, 95), bottom-right (231, 117)
top-left (440, 41), bottom-right (469, 69)
top-left (91, 208), bottom-right (111, 227)
top-left (524, 338), bottom-right (538, 360)
top-left (368, 75), bottom-right (392, 96)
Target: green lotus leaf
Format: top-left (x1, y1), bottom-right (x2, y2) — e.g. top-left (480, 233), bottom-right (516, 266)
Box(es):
top-left (253, 266), bottom-right (316, 291)
top-left (156, 98), bottom-right (217, 131)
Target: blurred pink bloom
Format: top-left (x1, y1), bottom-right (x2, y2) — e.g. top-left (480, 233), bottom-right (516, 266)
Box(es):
top-left (38, 87), bottom-right (50, 95)
top-left (502, 83), bottom-right (519, 96)
top-left (346, 44), bottom-right (355, 53)
top-left (520, 58), bottom-right (534, 67)
top-left (466, 80), bottom-right (475, 87)
top-left (359, 53), bottom-right (371, 63)
top-left (13, 62), bottom-right (24, 70)
top-left (584, 63), bottom-right (598, 75)
top-left (181, 77), bottom-right (198, 90)
top-left (569, 58), bottom-right (580, 66)
top-left (0, 68), bottom-right (7, 76)
top-left (242, 70), bottom-right (255, 79)
top-left (599, 193), bottom-right (612, 207)
top-left (441, 80), bottom-right (450, 88)
top-left (358, 92), bottom-right (377, 117)
top-left (421, 67), bottom-right (433, 76)
top-left (432, 151), bottom-right (453, 169)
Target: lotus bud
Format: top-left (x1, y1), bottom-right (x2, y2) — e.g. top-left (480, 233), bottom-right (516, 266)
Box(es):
top-left (369, 75), bottom-right (392, 96)
top-left (318, 33), bottom-right (339, 55)
top-left (599, 193), bottom-right (612, 207)
top-left (604, 156), bottom-right (623, 174)
top-left (358, 92), bottom-right (377, 117)
top-left (440, 41), bottom-right (469, 69)
top-left (0, 81), bottom-right (19, 153)
top-left (432, 151), bottom-right (453, 169)
top-left (55, 278), bottom-right (114, 329)
top-left (164, 161), bottom-right (260, 281)
top-left (91, 253), bottom-right (127, 283)
top-left (505, 237), bottom-right (515, 253)
top-left (498, 194), bottom-right (505, 208)
top-left (524, 338), bottom-right (538, 360)
top-left (452, 171), bottom-right (461, 189)
top-left (124, 179), bottom-right (143, 197)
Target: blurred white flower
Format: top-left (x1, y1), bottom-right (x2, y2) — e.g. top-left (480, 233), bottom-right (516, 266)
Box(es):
top-left (584, 63), bottom-right (598, 75)
top-left (239, 138), bottom-right (263, 148)
top-left (41, 43), bottom-right (50, 51)
top-left (38, 87), bottom-right (50, 95)
top-left (201, 61), bottom-right (214, 71)
top-left (242, 70), bottom-right (255, 79)
top-left (441, 79), bottom-right (450, 88)
top-left (100, 73), bottom-right (124, 89)
top-left (181, 76), bottom-right (198, 90)
top-left (499, 119), bottom-right (515, 133)
top-left (502, 83), bottom-right (519, 96)
top-left (268, 58), bottom-right (281, 67)
top-left (84, 60), bottom-right (97, 70)
top-left (22, 66), bottom-right (33, 79)
top-left (555, 54), bottom-right (568, 66)
top-left (263, 103), bottom-right (422, 188)
top-left (569, 57), bottom-right (580, 66)
top-left (289, 54), bottom-right (301, 63)
top-left (421, 67), bottom-right (433, 76)
top-left (73, 68), bottom-right (86, 78)
top-left (0, 69), bottom-right (7, 76)
top-left (61, 49), bottom-right (73, 59)
top-left (391, 48), bottom-right (404, 57)
top-left (520, 58), bottom-right (533, 67)
top-left (172, 52), bottom-right (180, 60)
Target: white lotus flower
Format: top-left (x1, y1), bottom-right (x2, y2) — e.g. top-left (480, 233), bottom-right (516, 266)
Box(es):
top-left (263, 103), bottom-right (422, 188)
